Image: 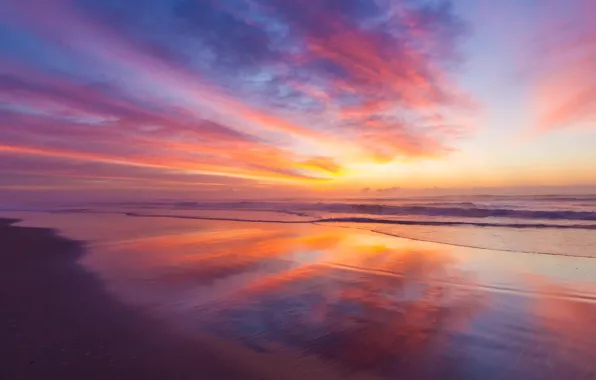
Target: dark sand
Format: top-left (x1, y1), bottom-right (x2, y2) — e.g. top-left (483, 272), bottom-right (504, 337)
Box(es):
top-left (0, 218), bottom-right (255, 380)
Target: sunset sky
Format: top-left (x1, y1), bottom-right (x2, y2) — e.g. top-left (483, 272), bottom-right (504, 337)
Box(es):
top-left (1, 0), bottom-right (595, 201)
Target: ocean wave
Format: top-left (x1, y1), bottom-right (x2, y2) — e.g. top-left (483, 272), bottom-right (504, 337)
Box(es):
top-left (335, 205), bottom-right (596, 221)
top-left (12, 199), bottom-right (596, 222)
top-left (170, 201), bottom-right (596, 221)
top-left (527, 196), bottom-right (596, 202)
top-left (318, 217), bottom-right (596, 229)
top-left (122, 212), bottom-right (596, 230)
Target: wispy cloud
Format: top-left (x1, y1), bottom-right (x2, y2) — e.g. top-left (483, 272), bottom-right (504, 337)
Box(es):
top-left (528, 0), bottom-right (596, 133)
top-left (0, 0), bottom-right (472, 196)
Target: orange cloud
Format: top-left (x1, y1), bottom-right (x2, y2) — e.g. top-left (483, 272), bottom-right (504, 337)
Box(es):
top-left (0, 0), bottom-right (474, 196)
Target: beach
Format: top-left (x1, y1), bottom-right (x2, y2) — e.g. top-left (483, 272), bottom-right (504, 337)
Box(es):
top-left (2, 206), bottom-right (596, 379)
top-left (0, 217), bottom-right (267, 380)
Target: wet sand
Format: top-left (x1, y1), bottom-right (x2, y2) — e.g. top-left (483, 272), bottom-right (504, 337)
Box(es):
top-left (3, 212), bottom-right (596, 380)
top-left (0, 218), bottom-right (257, 380)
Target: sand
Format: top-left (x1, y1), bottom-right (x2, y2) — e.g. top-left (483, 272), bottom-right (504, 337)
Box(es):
top-left (0, 218), bottom-right (255, 380)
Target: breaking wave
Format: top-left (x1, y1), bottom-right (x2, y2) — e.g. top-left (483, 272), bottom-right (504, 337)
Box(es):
top-left (167, 201), bottom-right (596, 222)
top-left (122, 212), bottom-right (596, 230)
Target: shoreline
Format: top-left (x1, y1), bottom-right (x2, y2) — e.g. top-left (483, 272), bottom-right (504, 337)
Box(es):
top-left (0, 218), bottom-right (256, 380)
top-left (3, 214), bottom-right (596, 379)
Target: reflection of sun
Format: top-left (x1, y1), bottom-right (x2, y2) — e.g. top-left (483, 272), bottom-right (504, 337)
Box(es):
top-left (207, 227), bottom-right (486, 374)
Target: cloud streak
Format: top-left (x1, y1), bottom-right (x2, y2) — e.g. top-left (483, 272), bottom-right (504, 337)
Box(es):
top-left (528, 0), bottom-right (596, 133)
top-left (0, 0), bottom-right (473, 196)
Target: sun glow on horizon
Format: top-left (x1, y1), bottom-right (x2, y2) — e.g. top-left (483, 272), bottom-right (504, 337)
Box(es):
top-left (1, 0), bottom-right (596, 201)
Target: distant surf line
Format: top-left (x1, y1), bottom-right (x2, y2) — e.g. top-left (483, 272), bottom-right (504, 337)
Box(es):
top-left (5, 209), bottom-right (596, 230)
top-left (122, 212), bottom-right (596, 230)
top-left (319, 217), bottom-right (596, 230)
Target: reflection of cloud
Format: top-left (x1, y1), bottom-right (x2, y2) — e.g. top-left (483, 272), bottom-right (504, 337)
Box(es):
top-left (203, 232), bottom-right (485, 375)
top-left (0, 0), bottom-right (474, 195)
top-left (102, 228), bottom-right (300, 285)
top-left (527, 279), bottom-right (596, 374)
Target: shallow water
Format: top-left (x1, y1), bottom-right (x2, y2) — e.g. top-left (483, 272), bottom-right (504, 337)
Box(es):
top-left (3, 211), bottom-right (596, 379)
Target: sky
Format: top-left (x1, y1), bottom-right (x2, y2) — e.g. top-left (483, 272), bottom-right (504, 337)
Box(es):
top-left (0, 0), bottom-right (595, 201)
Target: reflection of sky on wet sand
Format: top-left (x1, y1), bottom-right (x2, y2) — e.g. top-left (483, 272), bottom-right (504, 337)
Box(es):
top-left (3, 211), bottom-right (596, 379)
top-left (203, 252), bottom-right (485, 377)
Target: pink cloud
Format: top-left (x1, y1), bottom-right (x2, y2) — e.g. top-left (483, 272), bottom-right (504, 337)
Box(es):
top-left (0, 0), bottom-right (477, 196)
top-left (528, 0), bottom-right (596, 133)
